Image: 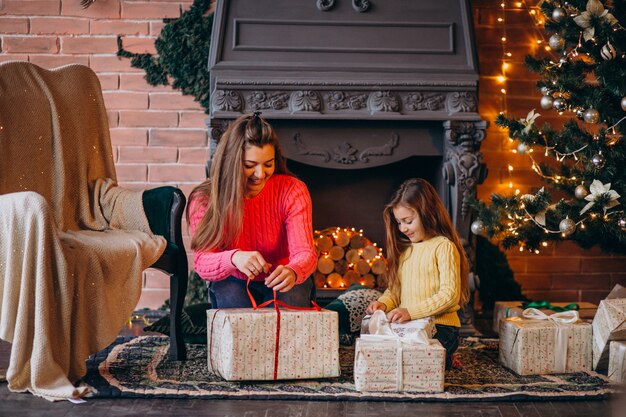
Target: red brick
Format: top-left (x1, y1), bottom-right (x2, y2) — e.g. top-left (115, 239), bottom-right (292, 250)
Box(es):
top-left (523, 290), bottom-right (580, 302)
top-left (526, 257), bottom-right (581, 273)
top-left (551, 273), bottom-right (611, 290)
top-left (517, 273), bottom-right (551, 290)
top-left (110, 128), bottom-right (148, 146)
top-left (579, 290), bottom-right (610, 305)
top-left (60, 36), bottom-right (117, 54)
top-left (89, 55), bottom-right (143, 72)
top-left (102, 91), bottom-right (148, 110)
top-left (0, 54), bottom-right (28, 63)
top-left (30, 17), bottom-right (89, 34)
top-left (611, 274), bottom-right (626, 288)
top-left (120, 36), bottom-right (157, 54)
top-left (107, 110), bottom-right (119, 128)
top-left (115, 163), bottom-right (147, 181)
top-left (149, 129), bottom-right (207, 147)
top-left (150, 20), bottom-right (165, 36)
top-left (61, 0), bottom-right (120, 18)
top-left (178, 183), bottom-right (197, 198)
top-left (581, 257), bottom-right (626, 273)
top-left (2, 36), bottom-right (58, 53)
top-left (0, 17), bottom-right (29, 34)
top-left (178, 147), bottom-right (209, 164)
top-left (97, 73), bottom-right (119, 90)
top-left (28, 54), bottom-right (88, 68)
top-left (91, 20), bottom-right (149, 35)
top-left (148, 164), bottom-right (205, 182)
top-left (149, 92), bottom-right (198, 110)
top-left (0, 1), bottom-right (60, 15)
top-left (121, 2), bottom-right (181, 19)
top-left (118, 146), bottom-right (177, 163)
top-left (119, 73), bottom-right (171, 91)
top-left (179, 110), bottom-right (208, 128)
top-left (504, 256), bottom-right (526, 273)
top-left (120, 110), bottom-right (178, 127)
top-left (553, 241), bottom-right (605, 257)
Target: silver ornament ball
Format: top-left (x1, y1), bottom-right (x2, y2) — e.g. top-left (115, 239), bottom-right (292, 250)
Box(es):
top-left (621, 96), bottom-right (626, 112)
top-left (540, 86), bottom-right (550, 96)
top-left (574, 184), bottom-right (588, 200)
top-left (600, 42), bottom-right (617, 61)
top-left (551, 7), bottom-right (566, 22)
top-left (576, 108), bottom-right (585, 120)
top-left (559, 217), bottom-right (576, 237)
top-left (517, 142), bottom-right (529, 154)
top-left (591, 153), bottom-right (605, 168)
top-left (618, 218), bottom-right (626, 231)
top-left (549, 33), bottom-right (565, 51)
top-left (471, 219), bottom-right (485, 236)
top-left (583, 108), bottom-right (599, 123)
top-left (553, 97), bottom-right (566, 111)
top-left (540, 95), bottom-right (554, 110)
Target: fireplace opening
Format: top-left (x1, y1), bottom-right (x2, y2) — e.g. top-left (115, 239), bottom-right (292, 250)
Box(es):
top-left (287, 156), bottom-right (443, 249)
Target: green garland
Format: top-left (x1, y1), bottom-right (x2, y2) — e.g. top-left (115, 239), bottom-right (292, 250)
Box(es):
top-left (117, 0), bottom-right (213, 113)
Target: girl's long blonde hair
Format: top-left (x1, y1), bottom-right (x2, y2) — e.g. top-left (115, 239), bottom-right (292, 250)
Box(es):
top-left (188, 113), bottom-right (290, 252)
top-left (383, 178), bottom-right (470, 306)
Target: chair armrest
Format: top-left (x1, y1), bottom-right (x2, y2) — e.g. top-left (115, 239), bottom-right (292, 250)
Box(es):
top-left (142, 186), bottom-right (186, 250)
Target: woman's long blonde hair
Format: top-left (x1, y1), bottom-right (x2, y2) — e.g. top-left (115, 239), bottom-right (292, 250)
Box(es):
top-left (188, 113), bottom-right (290, 252)
top-left (383, 178), bottom-right (470, 306)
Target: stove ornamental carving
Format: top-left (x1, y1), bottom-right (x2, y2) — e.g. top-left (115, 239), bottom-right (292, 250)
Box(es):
top-left (332, 142), bottom-right (359, 164)
top-left (404, 93), bottom-right (446, 111)
top-left (325, 91), bottom-right (368, 111)
top-left (359, 134), bottom-right (399, 162)
top-left (212, 90), bottom-right (243, 112)
top-left (368, 91), bottom-right (400, 113)
top-left (447, 92), bottom-right (478, 113)
top-left (316, 0), bottom-right (371, 12)
top-left (316, 0), bottom-right (335, 11)
top-left (293, 133), bottom-right (400, 165)
top-left (293, 133), bottom-right (331, 162)
top-left (247, 91), bottom-right (289, 110)
top-left (290, 90), bottom-right (322, 112)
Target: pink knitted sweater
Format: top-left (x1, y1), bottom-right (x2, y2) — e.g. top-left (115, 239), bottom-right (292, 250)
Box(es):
top-left (188, 174), bottom-right (317, 284)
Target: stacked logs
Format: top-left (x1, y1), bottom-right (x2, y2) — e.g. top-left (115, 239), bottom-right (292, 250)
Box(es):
top-left (313, 227), bottom-right (387, 289)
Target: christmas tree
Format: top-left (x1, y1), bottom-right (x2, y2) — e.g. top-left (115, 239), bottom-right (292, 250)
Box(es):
top-left (472, 0), bottom-right (626, 254)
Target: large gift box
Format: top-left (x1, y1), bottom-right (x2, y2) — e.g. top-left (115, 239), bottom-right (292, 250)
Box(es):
top-left (499, 309), bottom-right (592, 376)
top-left (608, 341), bottom-right (626, 384)
top-left (492, 301), bottom-right (597, 334)
top-left (354, 311), bottom-right (445, 392)
top-left (206, 308), bottom-right (340, 381)
top-left (592, 298), bottom-right (626, 372)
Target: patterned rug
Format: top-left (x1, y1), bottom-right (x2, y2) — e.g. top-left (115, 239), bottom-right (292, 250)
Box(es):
top-left (83, 336), bottom-right (620, 401)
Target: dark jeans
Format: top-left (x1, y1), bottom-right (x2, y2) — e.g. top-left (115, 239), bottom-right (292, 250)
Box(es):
top-left (434, 324), bottom-right (460, 370)
top-left (209, 275), bottom-right (316, 309)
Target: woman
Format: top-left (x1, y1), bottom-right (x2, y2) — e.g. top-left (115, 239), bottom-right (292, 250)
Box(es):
top-left (187, 112), bottom-right (317, 308)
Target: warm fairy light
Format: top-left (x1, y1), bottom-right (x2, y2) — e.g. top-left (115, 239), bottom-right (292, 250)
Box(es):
top-left (508, 164), bottom-right (514, 171)
top-left (497, 75), bottom-right (506, 83)
top-left (541, 242), bottom-right (548, 247)
top-left (501, 88), bottom-right (507, 94)
top-left (501, 37), bottom-right (507, 42)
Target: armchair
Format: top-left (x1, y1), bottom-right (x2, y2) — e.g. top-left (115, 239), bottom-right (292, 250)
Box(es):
top-left (0, 61), bottom-right (187, 401)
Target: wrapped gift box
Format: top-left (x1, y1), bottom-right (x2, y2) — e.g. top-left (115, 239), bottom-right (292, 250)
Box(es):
top-left (492, 301), bottom-right (597, 334)
top-left (354, 337), bottom-right (445, 392)
top-left (592, 298), bottom-right (626, 372)
top-left (499, 315), bottom-right (592, 376)
top-left (206, 308), bottom-right (340, 381)
top-left (608, 341), bottom-right (626, 384)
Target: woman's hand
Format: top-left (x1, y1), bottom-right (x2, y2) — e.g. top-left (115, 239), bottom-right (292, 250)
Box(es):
top-left (265, 265), bottom-right (297, 292)
top-left (366, 301), bottom-right (387, 315)
top-left (231, 250), bottom-right (271, 279)
top-left (386, 308), bottom-right (411, 323)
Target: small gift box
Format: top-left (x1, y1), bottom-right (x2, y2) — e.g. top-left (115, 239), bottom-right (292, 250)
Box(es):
top-left (608, 341), bottom-right (626, 384)
top-left (492, 301), bottom-right (597, 334)
top-left (592, 298), bottom-right (626, 372)
top-left (499, 308), bottom-right (592, 376)
top-left (354, 311), bottom-right (445, 392)
top-left (206, 308), bottom-right (340, 381)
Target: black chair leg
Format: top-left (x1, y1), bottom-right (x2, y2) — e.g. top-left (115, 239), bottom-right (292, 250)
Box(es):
top-left (169, 267), bottom-right (188, 361)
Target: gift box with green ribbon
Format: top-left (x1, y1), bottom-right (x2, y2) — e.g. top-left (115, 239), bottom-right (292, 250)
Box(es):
top-left (492, 300), bottom-right (597, 334)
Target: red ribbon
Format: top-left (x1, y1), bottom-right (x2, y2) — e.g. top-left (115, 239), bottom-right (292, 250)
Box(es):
top-left (246, 277), bottom-right (321, 380)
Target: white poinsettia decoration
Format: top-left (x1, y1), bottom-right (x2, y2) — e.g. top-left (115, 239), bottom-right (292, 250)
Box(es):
top-left (580, 179), bottom-right (621, 215)
top-left (520, 109), bottom-right (540, 134)
top-left (573, 0), bottom-right (618, 42)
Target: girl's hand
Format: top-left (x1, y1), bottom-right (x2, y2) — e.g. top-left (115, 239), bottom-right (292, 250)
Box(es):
top-left (366, 301), bottom-right (387, 315)
top-left (232, 250), bottom-right (271, 279)
top-left (387, 308), bottom-right (411, 323)
top-left (265, 265), bottom-right (297, 292)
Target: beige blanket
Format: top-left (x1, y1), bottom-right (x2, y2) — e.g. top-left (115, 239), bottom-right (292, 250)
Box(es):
top-left (0, 61), bottom-right (166, 401)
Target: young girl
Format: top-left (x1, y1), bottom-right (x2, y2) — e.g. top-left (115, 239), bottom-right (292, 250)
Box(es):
top-left (366, 178), bottom-right (469, 369)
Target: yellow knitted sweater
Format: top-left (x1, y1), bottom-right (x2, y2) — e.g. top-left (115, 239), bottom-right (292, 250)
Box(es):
top-left (377, 235), bottom-right (461, 327)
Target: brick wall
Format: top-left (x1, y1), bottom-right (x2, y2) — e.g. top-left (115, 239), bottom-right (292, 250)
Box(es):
top-left (1, 0), bottom-right (623, 309)
top-left (472, 0), bottom-right (626, 305)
